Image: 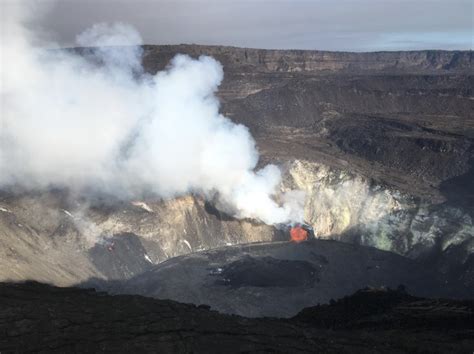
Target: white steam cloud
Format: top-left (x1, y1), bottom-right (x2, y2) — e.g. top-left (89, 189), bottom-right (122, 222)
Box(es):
top-left (0, 3), bottom-right (304, 225)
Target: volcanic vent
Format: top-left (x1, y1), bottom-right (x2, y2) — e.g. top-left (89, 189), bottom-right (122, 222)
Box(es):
top-left (0, 2), bottom-right (472, 339)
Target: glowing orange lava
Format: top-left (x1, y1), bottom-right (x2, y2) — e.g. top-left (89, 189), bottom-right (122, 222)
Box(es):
top-left (290, 226), bottom-right (308, 243)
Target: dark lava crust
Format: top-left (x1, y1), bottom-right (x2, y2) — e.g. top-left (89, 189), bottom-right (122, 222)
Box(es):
top-left (112, 240), bottom-right (471, 318)
top-left (213, 256), bottom-right (318, 288)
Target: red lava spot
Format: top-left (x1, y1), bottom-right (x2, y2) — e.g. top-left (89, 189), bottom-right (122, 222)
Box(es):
top-left (290, 226), bottom-right (308, 243)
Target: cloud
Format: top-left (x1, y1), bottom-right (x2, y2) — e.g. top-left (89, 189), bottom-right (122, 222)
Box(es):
top-left (0, 3), bottom-right (304, 225)
top-left (30, 0), bottom-right (473, 51)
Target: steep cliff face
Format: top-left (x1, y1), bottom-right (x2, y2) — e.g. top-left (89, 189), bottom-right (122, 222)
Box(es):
top-left (285, 160), bottom-right (474, 261)
top-left (142, 45), bottom-right (472, 75)
top-left (0, 191), bottom-right (278, 286)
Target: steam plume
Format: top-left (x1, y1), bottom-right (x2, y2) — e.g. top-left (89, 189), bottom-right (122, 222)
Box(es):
top-left (0, 3), bottom-right (304, 225)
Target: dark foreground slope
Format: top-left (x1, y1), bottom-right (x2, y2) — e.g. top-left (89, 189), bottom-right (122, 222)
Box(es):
top-left (1, 282), bottom-right (472, 353)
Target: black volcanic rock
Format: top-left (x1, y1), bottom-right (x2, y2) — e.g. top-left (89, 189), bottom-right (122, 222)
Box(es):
top-left (1, 281), bottom-right (472, 353)
top-left (216, 256), bottom-right (318, 288)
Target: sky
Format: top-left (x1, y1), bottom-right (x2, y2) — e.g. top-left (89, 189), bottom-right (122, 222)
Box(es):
top-left (13, 0), bottom-right (474, 51)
